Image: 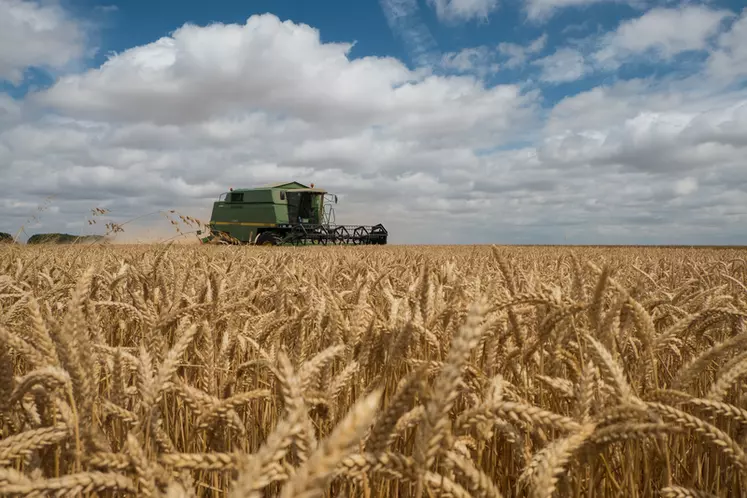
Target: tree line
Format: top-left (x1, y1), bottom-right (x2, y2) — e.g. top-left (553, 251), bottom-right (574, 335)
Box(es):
top-left (0, 232), bottom-right (105, 244)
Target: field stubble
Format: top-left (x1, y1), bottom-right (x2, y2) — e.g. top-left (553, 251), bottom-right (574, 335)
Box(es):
top-left (1, 243), bottom-right (747, 497)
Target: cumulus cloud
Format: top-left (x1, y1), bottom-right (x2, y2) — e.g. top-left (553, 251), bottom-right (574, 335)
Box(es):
top-left (523, 6), bottom-right (739, 83)
top-left (2, 8), bottom-right (747, 244)
top-left (427, 0), bottom-right (500, 23)
top-left (674, 177), bottom-right (698, 196)
top-left (542, 81), bottom-right (747, 175)
top-left (32, 15), bottom-right (537, 147)
top-left (0, 94), bottom-right (21, 125)
top-left (592, 6), bottom-right (733, 70)
top-left (534, 48), bottom-right (589, 83)
top-left (35, 17), bottom-right (409, 125)
top-left (0, 0), bottom-right (87, 84)
top-left (2, 13), bottom-right (542, 241)
top-left (438, 34), bottom-right (546, 77)
top-left (706, 8), bottom-right (747, 83)
top-left (440, 47), bottom-right (498, 76)
top-left (524, 0), bottom-right (630, 23)
top-left (498, 34), bottom-right (547, 69)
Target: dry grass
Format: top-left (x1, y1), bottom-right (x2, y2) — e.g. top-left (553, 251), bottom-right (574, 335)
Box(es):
top-left (1, 243), bottom-right (747, 497)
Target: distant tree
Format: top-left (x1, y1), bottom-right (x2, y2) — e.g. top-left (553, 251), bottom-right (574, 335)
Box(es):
top-left (26, 233), bottom-right (105, 245)
top-left (0, 232), bottom-right (13, 244)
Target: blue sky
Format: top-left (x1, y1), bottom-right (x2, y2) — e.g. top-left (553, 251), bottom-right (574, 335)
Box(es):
top-left (79, 0), bottom-right (402, 63)
top-left (10, 0), bottom-right (744, 101)
top-left (1, 0), bottom-right (747, 244)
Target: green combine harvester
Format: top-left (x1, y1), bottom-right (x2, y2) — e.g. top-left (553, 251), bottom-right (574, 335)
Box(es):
top-left (199, 181), bottom-right (388, 245)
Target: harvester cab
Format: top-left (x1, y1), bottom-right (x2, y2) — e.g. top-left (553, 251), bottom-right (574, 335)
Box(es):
top-left (286, 189), bottom-right (324, 224)
top-left (200, 181), bottom-right (387, 246)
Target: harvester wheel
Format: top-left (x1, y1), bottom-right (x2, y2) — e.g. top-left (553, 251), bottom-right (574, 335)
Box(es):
top-left (255, 232), bottom-right (281, 246)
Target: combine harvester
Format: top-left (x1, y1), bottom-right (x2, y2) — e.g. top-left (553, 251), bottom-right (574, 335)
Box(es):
top-left (199, 181), bottom-right (388, 246)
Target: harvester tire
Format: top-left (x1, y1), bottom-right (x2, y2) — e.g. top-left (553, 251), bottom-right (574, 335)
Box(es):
top-left (255, 232), bottom-right (281, 246)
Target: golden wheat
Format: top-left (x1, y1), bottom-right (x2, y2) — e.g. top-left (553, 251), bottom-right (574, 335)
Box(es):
top-left (1, 243), bottom-right (747, 497)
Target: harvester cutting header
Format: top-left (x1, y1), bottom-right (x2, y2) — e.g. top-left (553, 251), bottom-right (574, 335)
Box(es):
top-left (199, 181), bottom-right (388, 245)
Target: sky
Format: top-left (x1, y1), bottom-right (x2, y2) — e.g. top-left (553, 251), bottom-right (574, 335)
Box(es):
top-left (0, 0), bottom-right (746, 245)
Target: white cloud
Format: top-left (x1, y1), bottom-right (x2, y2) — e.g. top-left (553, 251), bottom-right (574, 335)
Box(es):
top-left (379, 0), bottom-right (440, 67)
top-left (524, 0), bottom-right (628, 23)
top-left (0, 94), bottom-right (21, 126)
top-left (593, 6), bottom-right (733, 70)
top-left (534, 47), bottom-right (589, 83)
top-left (498, 34), bottom-right (547, 68)
top-left (680, 99), bottom-right (747, 148)
top-left (439, 46), bottom-right (503, 78)
top-left (2, 13), bottom-right (542, 241)
top-left (0, 0), bottom-right (87, 84)
top-left (34, 16), bottom-right (416, 126)
top-left (427, 0), bottom-right (500, 23)
top-left (674, 177), bottom-right (698, 196)
top-left (438, 34), bottom-right (547, 77)
top-left (543, 80), bottom-right (747, 170)
top-left (706, 8), bottom-right (747, 83)
top-left (32, 15), bottom-right (535, 146)
top-left (522, 6), bottom-right (738, 83)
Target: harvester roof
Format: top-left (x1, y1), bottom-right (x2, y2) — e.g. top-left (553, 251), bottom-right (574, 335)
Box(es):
top-left (229, 181), bottom-right (327, 194)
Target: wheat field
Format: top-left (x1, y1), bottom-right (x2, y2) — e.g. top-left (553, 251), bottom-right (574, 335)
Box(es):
top-left (1, 243), bottom-right (747, 498)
